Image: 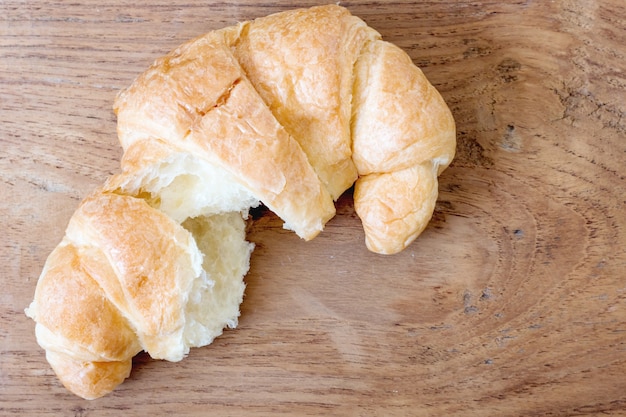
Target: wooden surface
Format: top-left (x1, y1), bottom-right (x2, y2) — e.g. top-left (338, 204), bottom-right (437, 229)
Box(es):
top-left (2, 0), bottom-right (625, 415)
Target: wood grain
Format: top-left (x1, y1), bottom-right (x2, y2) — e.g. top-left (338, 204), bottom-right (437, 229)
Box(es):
top-left (1, 0), bottom-right (625, 415)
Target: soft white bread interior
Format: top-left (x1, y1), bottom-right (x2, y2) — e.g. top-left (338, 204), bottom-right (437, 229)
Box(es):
top-left (105, 138), bottom-right (261, 223)
top-left (26, 191), bottom-right (252, 399)
top-left (27, 4), bottom-right (456, 400)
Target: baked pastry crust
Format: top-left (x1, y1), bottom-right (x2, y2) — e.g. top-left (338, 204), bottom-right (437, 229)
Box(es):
top-left (27, 4), bottom-right (455, 399)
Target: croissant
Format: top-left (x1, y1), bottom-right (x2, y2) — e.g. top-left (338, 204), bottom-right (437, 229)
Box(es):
top-left (26, 5), bottom-right (456, 399)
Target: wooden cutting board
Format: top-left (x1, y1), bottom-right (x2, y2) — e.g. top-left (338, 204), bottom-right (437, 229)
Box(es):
top-left (2, 1), bottom-right (625, 415)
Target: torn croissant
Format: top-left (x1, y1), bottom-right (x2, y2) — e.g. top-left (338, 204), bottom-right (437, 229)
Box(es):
top-left (26, 4), bottom-right (455, 399)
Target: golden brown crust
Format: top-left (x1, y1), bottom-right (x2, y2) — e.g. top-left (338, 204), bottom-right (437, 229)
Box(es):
top-left (32, 244), bottom-right (141, 362)
top-left (232, 5), bottom-right (380, 199)
top-left (113, 30), bottom-right (243, 149)
top-left (354, 162), bottom-right (439, 255)
top-left (28, 234), bottom-right (139, 399)
top-left (352, 40), bottom-right (456, 175)
top-left (352, 40), bottom-right (456, 253)
top-left (45, 351), bottom-right (132, 401)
